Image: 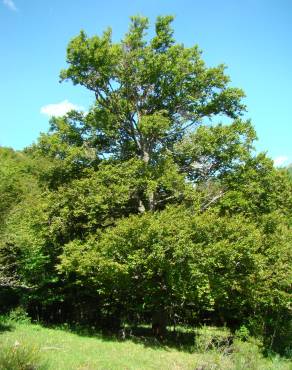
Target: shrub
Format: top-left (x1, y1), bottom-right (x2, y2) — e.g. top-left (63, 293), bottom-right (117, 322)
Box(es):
top-left (194, 326), bottom-right (233, 354)
top-left (8, 307), bottom-right (30, 324)
top-left (0, 342), bottom-right (47, 370)
top-left (194, 336), bottom-right (292, 370)
top-left (231, 340), bottom-right (264, 370)
top-left (235, 325), bottom-right (250, 341)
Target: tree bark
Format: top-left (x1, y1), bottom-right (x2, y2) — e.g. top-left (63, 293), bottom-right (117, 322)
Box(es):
top-left (152, 308), bottom-right (168, 338)
top-left (143, 150), bottom-right (150, 164)
top-left (148, 191), bottom-right (155, 211)
top-left (142, 147), bottom-right (155, 211)
top-left (138, 199), bottom-right (146, 213)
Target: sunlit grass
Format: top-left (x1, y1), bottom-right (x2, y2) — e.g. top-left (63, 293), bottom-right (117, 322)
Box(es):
top-left (0, 320), bottom-right (291, 370)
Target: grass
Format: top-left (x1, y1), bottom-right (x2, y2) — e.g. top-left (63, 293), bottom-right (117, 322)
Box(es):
top-left (0, 341), bottom-right (48, 370)
top-left (0, 320), bottom-right (291, 370)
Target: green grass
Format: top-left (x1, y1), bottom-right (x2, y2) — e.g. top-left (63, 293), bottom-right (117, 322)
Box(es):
top-left (0, 320), bottom-right (291, 370)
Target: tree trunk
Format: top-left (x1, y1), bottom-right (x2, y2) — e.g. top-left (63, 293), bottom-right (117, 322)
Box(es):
top-left (148, 191), bottom-right (155, 211)
top-left (152, 308), bottom-right (168, 338)
top-left (138, 199), bottom-right (146, 213)
top-left (143, 150), bottom-right (150, 164)
top-left (142, 148), bottom-right (155, 211)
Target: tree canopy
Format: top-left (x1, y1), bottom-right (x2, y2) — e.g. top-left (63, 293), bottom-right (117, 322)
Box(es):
top-left (0, 15), bottom-right (291, 353)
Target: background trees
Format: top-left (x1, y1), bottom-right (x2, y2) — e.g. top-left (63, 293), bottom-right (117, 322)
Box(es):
top-left (0, 15), bottom-right (291, 352)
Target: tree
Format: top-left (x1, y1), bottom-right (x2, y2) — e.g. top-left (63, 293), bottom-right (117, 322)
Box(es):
top-left (58, 205), bottom-right (292, 341)
top-left (7, 16), bottom-right (291, 345)
top-left (0, 148), bottom-right (47, 313)
top-left (59, 15), bottom-right (245, 212)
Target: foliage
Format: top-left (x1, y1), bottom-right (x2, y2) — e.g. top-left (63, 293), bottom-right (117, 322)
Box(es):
top-left (194, 326), bottom-right (233, 353)
top-left (8, 307), bottom-right (31, 324)
top-left (58, 206), bottom-right (291, 346)
top-left (60, 15), bottom-right (245, 163)
top-left (0, 15), bottom-right (291, 356)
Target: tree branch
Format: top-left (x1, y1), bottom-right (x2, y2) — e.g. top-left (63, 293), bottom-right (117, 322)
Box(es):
top-left (201, 190), bottom-right (225, 212)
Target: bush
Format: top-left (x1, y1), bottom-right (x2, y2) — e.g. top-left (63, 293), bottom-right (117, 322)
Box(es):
top-left (194, 336), bottom-right (292, 370)
top-left (8, 307), bottom-right (30, 324)
top-left (194, 326), bottom-right (233, 354)
top-left (0, 342), bottom-right (47, 370)
top-left (231, 340), bottom-right (264, 370)
top-left (235, 325), bottom-right (250, 341)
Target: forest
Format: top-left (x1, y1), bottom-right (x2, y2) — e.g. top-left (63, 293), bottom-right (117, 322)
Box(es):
top-left (0, 15), bottom-right (291, 361)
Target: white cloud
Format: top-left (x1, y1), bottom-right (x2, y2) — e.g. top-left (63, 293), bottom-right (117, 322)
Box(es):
top-left (3, 0), bottom-right (18, 11)
top-left (273, 156), bottom-right (288, 167)
top-left (40, 100), bottom-right (84, 117)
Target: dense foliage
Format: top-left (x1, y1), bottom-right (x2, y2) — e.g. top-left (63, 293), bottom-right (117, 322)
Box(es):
top-left (0, 16), bottom-right (291, 354)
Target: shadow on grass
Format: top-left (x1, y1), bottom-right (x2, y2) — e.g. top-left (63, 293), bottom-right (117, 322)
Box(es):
top-left (0, 321), bottom-right (14, 333)
top-left (46, 323), bottom-right (197, 353)
top-left (122, 326), bottom-right (196, 353)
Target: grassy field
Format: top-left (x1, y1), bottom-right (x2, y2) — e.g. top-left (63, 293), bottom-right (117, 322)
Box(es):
top-left (0, 320), bottom-right (291, 370)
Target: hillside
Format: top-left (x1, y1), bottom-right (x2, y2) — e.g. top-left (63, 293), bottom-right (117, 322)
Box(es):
top-left (0, 320), bottom-right (291, 370)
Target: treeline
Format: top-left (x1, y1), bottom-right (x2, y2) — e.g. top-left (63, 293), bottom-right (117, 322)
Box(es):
top-left (0, 16), bottom-right (291, 354)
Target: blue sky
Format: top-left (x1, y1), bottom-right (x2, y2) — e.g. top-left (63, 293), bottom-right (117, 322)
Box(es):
top-left (1, 0), bottom-right (291, 166)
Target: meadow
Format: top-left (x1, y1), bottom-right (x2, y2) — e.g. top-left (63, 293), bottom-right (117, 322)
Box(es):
top-left (0, 317), bottom-right (291, 370)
